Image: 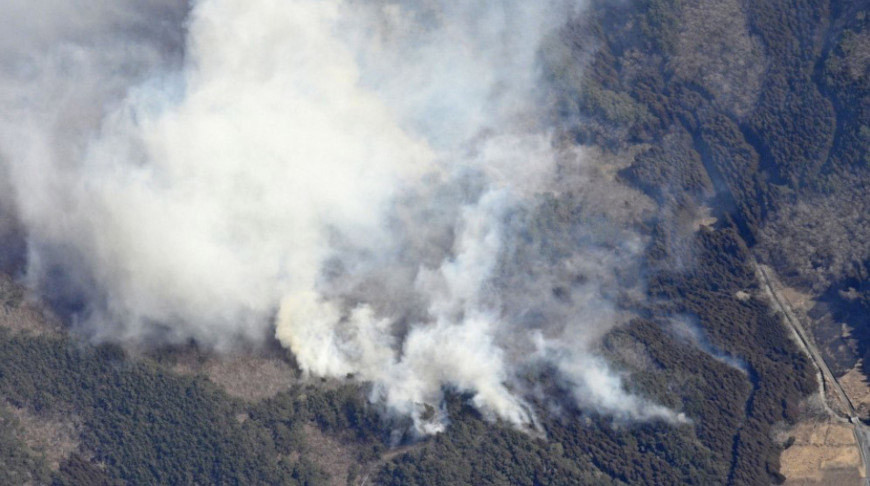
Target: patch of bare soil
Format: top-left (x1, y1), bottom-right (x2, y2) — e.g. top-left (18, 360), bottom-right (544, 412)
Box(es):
top-left (291, 421), bottom-right (426, 486)
top-left (840, 363), bottom-right (870, 419)
top-left (5, 402), bottom-right (81, 471)
top-left (0, 275), bottom-right (62, 336)
top-left (780, 286), bottom-right (816, 313)
top-left (172, 351), bottom-right (298, 402)
top-left (580, 144), bottom-right (651, 181)
top-left (692, 205), bottom-right (718, 230)
top-left (779, 421), bottom-right (864, 485)
top-left (300, 424), bottom-right (361, 486)
top-left (354, 443), bottom-right (423, 486)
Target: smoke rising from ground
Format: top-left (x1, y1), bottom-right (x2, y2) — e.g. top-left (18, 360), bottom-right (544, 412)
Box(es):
top-left (0, 0), bottom-right (681, 431)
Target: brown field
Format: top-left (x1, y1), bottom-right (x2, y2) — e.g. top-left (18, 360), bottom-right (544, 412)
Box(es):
top-left (840, 363), bottom-right (870, 418)
top-left (785, 468), bottom-right (863, 486)
top-left (780, 422), bottom-right (864, 485)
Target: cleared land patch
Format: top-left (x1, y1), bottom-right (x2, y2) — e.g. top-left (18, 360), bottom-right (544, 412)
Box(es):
top-left (4, 402), bottom-right (80, 471)
top-left (780, 422), bottom-right (863, 485)
top-left (172, 351), bottom-right (298, 402)
top-left (840, 363), bottom-right (870, 419)
top-left (0, 276), bottom-right (62, 336)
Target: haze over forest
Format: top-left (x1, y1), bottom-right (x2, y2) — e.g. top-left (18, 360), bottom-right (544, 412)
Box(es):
top-left (0, 0), bottom-right (867, 485)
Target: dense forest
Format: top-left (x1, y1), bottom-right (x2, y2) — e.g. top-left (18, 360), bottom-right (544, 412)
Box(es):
top-left (0, 226), bottom-right (820, 485)
top-left (0, 0), bottom-right (866, 484)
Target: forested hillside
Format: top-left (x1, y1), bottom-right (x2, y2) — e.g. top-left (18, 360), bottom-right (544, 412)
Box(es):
top-left (377, 0), bottom-right (864, 482)
top-left (0, 0), bottom-right (866, 485)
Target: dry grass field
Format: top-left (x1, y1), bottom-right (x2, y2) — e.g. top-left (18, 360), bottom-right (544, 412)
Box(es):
top-left (840, 364), bottom-right (870, 418)
top-left (780, 422), bottom-right (864, 485)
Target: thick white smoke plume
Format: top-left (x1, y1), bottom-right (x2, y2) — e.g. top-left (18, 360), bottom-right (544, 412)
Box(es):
top-left (0, 0), bottom-right (682, 431)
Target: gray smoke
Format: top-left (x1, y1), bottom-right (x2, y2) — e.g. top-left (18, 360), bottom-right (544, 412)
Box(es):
top-left (0, 0), bottom-right (683, 432)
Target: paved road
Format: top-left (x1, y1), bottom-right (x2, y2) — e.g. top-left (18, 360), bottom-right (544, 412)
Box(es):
top-left (754, 261), bottom-right (870, 484)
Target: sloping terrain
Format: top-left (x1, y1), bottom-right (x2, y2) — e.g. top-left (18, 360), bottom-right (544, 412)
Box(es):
top-left (0, 0), bottom-right (866, 485)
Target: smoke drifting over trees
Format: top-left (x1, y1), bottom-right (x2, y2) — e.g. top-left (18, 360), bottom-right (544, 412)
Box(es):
top-left (0, 0), bottom-right (681, 431)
